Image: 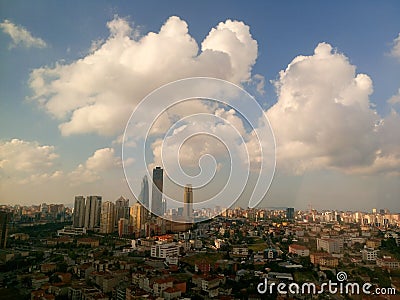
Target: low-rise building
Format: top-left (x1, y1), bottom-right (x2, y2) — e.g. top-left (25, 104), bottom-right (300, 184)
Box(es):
top-left (153, 277), bottom-right (174, 296)
top-left (151, 243), bottom-right (179, 259)
top-left (376, 257), bottom-right (400, 269)
top-left (288, 244), bottom-right (310, 257)
top-left (77, 237), bottom-right (99, 247)
top-left (232, 245), bottom-right (249, 258)
top-left (361, 248), bottom-right (379, 262)
top-left (163, 287), bottom-right (181, 300)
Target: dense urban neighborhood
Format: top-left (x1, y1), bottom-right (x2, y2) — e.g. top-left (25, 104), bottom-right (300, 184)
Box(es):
top-left (1, 200), bottom-right (400, 300)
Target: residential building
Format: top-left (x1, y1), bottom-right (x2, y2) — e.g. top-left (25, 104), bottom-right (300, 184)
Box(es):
top-left (73, 196), bottom-right (85, 228)
top-left (115, 196), bottom-right (129, 227)
top-left (84, 196), bottom-right (102, 229)
top-left (232, 245), bottom-right (249, 257)
top-left (151, 243), bottom-right (179, 258)
top-left (100, 201), bottom-right (115, 234)
top-left (376, 257), bottom-right (400, 269)
top-left (289, 244), bottom-right (310, 257)
top-left (361, 248), bottom-right (379, 262)
top-left (316, 238), bottom-right (343, 253)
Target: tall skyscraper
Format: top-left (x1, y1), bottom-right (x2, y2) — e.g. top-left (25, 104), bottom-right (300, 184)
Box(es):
top-left (130, 202), bottom-right (146, 236)
top-left (286, 207), bottom-right (295, 220)
top-left (100, 201), bottom-right (115, 234)
top-left (139, 176), bottom-right (150, 208)
top-left (115, 196), bottom-right (129, 227)
top-left (151, 167), bottom-right (163, 216)
top-left (183, 184), bottom-right (193, 222)
top-left (0, 211), bottom-right (10, 249)
top-left (84, 196), bottom-right (102, 229)
top-left (73, 196), bottom-right (85, 228)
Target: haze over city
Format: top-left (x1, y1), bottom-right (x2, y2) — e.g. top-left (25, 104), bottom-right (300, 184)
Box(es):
top-left (1, 1), bottom-right (400, 212)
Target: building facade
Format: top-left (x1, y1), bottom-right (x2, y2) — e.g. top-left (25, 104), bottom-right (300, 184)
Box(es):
top-left (100, 201), bottom-right (115, 234)
top-left (151, 167), bottom-right (164, 216)
top-left (73, 196), bottom-right (85, 228)
top-left (183, 184), bottom-right (193, 222)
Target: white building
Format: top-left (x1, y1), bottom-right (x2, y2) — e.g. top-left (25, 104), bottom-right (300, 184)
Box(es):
top-left (361, 248), bottom-right (379, 262)
top-left (151, 243), bottom-right (179, 258)
top-left (316, 238), bottom-right (343, 254)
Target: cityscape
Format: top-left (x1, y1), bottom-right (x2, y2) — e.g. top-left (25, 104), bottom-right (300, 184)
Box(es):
top-left (1, 185), bottom-right (400, 299)
top-left (1, 1), bottom-right (400, 300)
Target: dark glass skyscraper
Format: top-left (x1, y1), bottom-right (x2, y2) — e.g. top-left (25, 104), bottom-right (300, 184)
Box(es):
top-left (286, 207), bottom-right (295, 220)
top-left (140, 176), bottom-right (149, 208)
top-left (151, 167), bottom-right (163, 216)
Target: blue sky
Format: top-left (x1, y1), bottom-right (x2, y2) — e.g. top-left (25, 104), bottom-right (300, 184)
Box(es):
top-left (0, 1), bottom-right (400, 211)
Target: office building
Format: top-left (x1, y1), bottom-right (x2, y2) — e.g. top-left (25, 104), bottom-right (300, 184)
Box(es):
top-left (130, 202), bottom-right (146, 236)
top-left (139, 176), bottom-right (149, 208)
top-left (115, 196), bottom-right (129, 227)
top-left (84, 196), bottom-right (102, 229)
top-left (151, 167), bottom-right (163, 216)
top-left (100, 201), bottom-right (115, 234)
top-left (286, 207), bottom-right (295, 220)
top-left (73, 196), bottom-right (85, 228)
top-left (0, 211), bottom-right (10, 249)
top-left (183, 184), bottom-right (193, 222)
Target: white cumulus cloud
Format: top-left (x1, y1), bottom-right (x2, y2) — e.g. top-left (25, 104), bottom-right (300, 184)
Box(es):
top-left (266, 43), bottom-right (385, 174)
top-left (69, 148), bottom-right (121, 184)
top-left (28, 16), bottom-right (258, 137)
top-left (0, 19), bottom-right (47, 48)
top-left (0, 139), bottom-right (60, 184)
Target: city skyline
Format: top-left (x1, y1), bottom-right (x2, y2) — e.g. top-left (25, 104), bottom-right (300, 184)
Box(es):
top-left (0, 2), bottom-right (400, 211)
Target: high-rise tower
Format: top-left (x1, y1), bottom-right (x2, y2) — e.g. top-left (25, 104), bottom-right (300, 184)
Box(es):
top-left (73, 196), bottom-right (85, 228)
top-left (183, 184), bottom-right (193, 222)
top-left (140, 176), bottom-right (149, 208)
top-left (151, 167), bottom-right (163, 216)
top-left (130, 202), bottom-right (146, 236)
top-left (115, 196), bottom-right (129, 227)
top-left (100, 201), bottom-right (115, 234)
top-left (84, 196), bottom-right (102, 229)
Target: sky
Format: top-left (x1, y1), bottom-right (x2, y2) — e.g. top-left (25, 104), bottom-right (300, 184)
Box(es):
top-left (0, 1), bottom-right (400, 212)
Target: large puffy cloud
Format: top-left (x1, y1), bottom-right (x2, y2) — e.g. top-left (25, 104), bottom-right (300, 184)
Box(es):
top-left (0, 139), bottom-right (60, 184)
top-left (69, 148), bottom-right (122, 184)
top-left (28, 16), bottom-right (258, 136)
top-left (267, 43), bottom-right (387, 174)
top-left (0, 19), bottom-right (47, 49)
top-left (391, 33), bottom-right (400, 61)
top-left (0, 139), bottom-right (58, 173)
